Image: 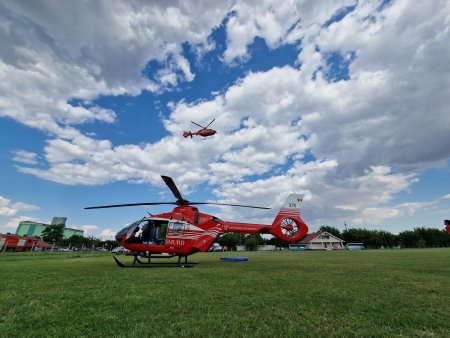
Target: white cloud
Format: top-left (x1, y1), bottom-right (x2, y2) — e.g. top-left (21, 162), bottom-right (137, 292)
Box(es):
top-left (11, 202), bottom-right (40, 212)
top-left (0, 196), bottom-right (11, 208)
top-left (101, 228), bottom-right (117, 239)
top-left (0, 196), bottom-right (40, 218)
top-left (12, 150), bottom-right (38, 165)
top-left (80, 225), bottom-right (98, 236)
top-left (0, 198), bottom-right (42, 234)
top-left (223, 0), bottom-right (355, 64)
top-left (210, 163), bottom-right (417, 226)
top-left (2, 1), bottom-right (450, 231)
top-left (0, 206), bottom-right (16, 218)
top-left (0, 1), bottom-right (232, 137)
top-left (69, 226), bottom-right (116, 240)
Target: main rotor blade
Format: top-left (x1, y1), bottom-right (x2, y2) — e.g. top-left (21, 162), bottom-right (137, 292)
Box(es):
top-left (190, 121), bottom-right (205, 129)
top-left (204, 118), bottom-right (215, 129)
top-left (161, 175), bottom-right (185, 203)
top-left (189, 202), bottom-right (270, 210)
top-left (85, 202), bottom-right (177, 210)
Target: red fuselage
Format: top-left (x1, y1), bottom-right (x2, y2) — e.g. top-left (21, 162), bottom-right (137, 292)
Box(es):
top-left (115, 204), bottom-right (308, 256)
top-left (183, 129), bottom-right (216, 138)
top-left (196, 129), bottom-right (216, 137)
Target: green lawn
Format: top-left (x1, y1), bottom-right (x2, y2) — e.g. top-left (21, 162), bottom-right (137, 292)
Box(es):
top-left (1, 249), bottom-right (449, 337)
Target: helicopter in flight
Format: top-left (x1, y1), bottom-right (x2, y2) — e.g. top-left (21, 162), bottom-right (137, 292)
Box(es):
top-left (85, 175), bottom-right (309, 267)
top-left (183, 118), bottom-right (217, 139)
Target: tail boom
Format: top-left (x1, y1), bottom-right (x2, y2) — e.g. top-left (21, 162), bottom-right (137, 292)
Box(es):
top-left (219, 193), bottom-right (308, 244)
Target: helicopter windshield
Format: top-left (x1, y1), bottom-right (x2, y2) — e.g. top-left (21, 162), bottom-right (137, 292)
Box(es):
top-left (116, 219), bottom-right (142, 237)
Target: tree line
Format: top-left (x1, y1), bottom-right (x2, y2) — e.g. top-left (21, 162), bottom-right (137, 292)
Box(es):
top-left (41, 223), bottom-right (450, 251)
top-left (217, 226), bottom-right (450, 250)
top-left (319, 226), bottom-right (450, 249)
top-left (41, 224), bottom-right (117, 249)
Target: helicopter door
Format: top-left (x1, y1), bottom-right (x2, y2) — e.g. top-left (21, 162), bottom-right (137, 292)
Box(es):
top-left (139, 220), bottom-right (169, 245)
top-left (151, 220), bottom-right (168, 245)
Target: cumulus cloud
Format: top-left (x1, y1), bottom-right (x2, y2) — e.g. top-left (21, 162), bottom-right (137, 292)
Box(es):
top-left (0, 0), bottom-right (232, 138)
top-left (2, 1), bottom-right (450, 231)
top-left (0, 196), bottom-right (40, 217)
top-left (223, 0), bottom-right (355, 64)
top-left (210, 163), bottom-right (417, 226)
top-left (11, 202), bottom-right (40, 212)
top-left (80, 225), bottom-right (98, 236)
top-left (0, 206), bottom-right (16, 218)
top-left (12, 150), bottom-right (38, 165)
top-left (0, 197), bottom-right (41, 234)
top-left (101, 228), bottom-right (117, 239)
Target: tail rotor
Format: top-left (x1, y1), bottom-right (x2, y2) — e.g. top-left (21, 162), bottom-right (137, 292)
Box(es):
top-left (280, 218), bottom-right (299, 238)
top-left (269, 194), bottom-right (308, 242)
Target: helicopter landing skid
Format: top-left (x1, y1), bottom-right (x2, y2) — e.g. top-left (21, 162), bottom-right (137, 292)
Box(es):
top-left (113, 255), bottom-right (197, 268)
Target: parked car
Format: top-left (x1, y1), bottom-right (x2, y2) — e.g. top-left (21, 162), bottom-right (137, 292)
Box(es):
top-left (111, 246), bottom-right (126, 254)
top-left (208, 243), bottom-right (223, 252)
top-left (346, 243), bottom-right (365, 250)
top-left (95, 247), bottom-right (108, 252)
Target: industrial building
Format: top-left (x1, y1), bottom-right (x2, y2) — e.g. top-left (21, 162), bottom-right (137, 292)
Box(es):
top-left (15, 217), bottom-right (84, 239)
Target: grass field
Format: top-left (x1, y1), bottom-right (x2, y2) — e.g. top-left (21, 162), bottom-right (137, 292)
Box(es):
top-left (1, 249), bottom-right (449, 337)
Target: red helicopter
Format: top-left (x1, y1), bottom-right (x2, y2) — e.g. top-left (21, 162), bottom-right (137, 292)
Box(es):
top-left (183, 119), bottom-right (217, 139)
top-left (85, 175), bottom-right (309, 267)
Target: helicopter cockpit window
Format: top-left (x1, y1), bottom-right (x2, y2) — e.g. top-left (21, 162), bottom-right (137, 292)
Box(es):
top-left (211, 216), bottom-right (222, 223)
top-left (169, 221), bottom-right (185, 234)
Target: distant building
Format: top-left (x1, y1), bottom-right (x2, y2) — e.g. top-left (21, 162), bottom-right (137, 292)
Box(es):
top-left (257, 245), bottom-right (277, 251)
top-left (296, 231), bottom-right (345, 250)
top-left (15, 217), bottom-right (83, 239)
top-left (0, 234), bottom-right (52, 252)
top-left (288, 243), bottom-right (307, 251)
top-left (51, 217), bottom-right (67, 226)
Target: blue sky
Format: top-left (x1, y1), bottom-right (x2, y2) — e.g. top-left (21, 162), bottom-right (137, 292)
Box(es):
top-left (1, 1), bottom-right (450, 238)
